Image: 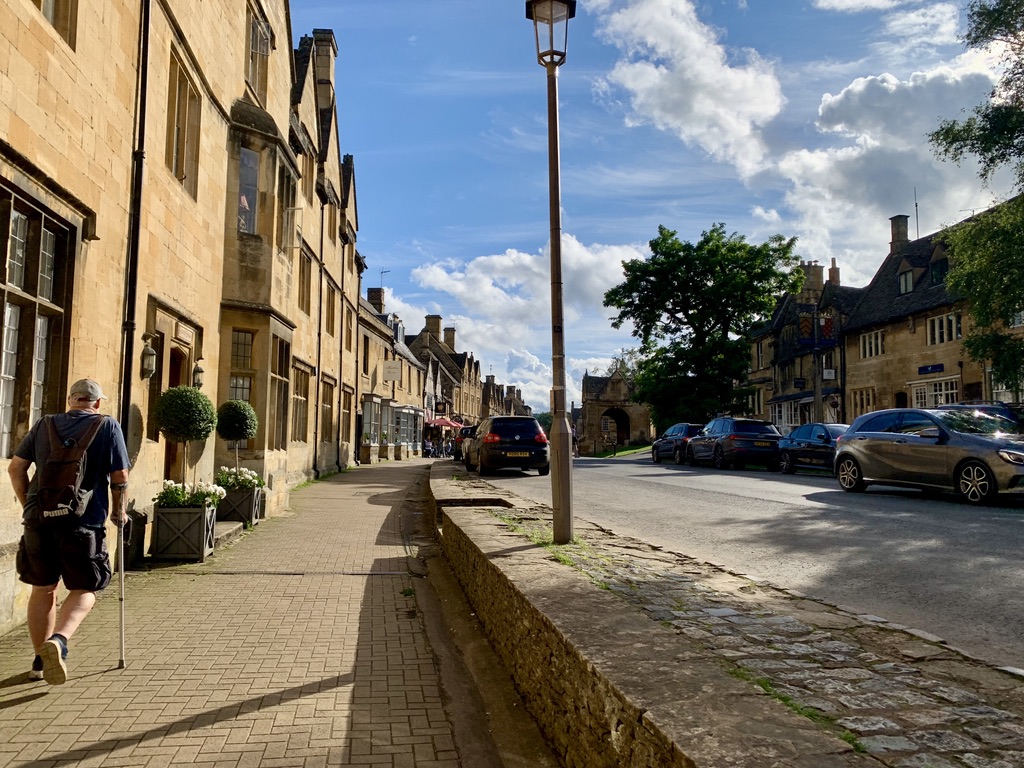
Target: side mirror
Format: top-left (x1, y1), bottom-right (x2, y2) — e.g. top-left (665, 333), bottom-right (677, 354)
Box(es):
top-left (916, 427), bottom-right (942, 439)
top-left (815, 432), bottom-right (828, 441)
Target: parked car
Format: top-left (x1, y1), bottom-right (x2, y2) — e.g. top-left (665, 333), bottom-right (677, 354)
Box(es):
top-left (687, 417), bottom-right (782, 469)
top-left (464, 416), bottom-right (550, 476)
top-left (777, 422), bottom-right (849, 474)
top-left (453, 425), bottom-right (475, 460)
top-left (651, 423), bottom-right (703, 464)
top-left (936, 401), bottom-right (1024, 428)
top-left (834, 407), bottom-right (1024, 504)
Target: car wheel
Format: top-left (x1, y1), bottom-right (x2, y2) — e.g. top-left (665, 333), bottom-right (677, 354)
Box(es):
top-left (652, 447), bottom-right (662, 464)
top-left (713, 446), bottom-right (731, 470)
top-left (779, 451), bottom-right (796, 474)
top-left (479, 462), bottom-right (493, 476)
top-left (686, 446), bottom-right (696, 466)
top-left (957, 460), bottom-right (997, 505)
top-left (673, 447), bottom-right (684, 465)
top-left (836, 456), bottom-right (866, 492)
top-left (464, 455), bottom-right (477, 472)
top-left (538, 464), bottom-right (550, 476)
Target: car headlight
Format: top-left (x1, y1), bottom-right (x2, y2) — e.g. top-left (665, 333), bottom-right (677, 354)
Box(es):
top-left (998, 449), bottom-right (1024, 465)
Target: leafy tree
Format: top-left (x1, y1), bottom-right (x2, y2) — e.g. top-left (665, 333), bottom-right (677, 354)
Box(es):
top-left (929, 0), bottom-right (1024, 396)
top-left (929, 0), bottom-right (1024, 188)
top-left (944, 196), bottom-right (1024, 395)
top-left (534, 411), bottom-right (553, 432)
top-left (604, 224), bottom-right (802, 425)
top-left (602, 348), bottom-right (642, 378)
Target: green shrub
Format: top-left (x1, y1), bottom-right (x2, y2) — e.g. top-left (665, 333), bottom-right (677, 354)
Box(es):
top-left (154, 386), bottom-right (217, 443)
top-left (216, 400), bottom-right (259, 442)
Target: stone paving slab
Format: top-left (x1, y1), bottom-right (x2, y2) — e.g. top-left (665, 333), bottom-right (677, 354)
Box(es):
top-left (440, 468), bottom-right (1024, 768)
top-left (0, 463), bottom-right (458, 768)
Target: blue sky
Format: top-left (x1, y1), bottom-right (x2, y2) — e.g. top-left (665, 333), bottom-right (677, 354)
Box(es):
top-left (288, 0), bottom-right (1009, 413)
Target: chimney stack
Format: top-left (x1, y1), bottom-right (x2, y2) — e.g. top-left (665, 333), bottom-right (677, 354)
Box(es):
top-left (444, 327), bottom-right (456, 350)
top-left (828, 257), bottom-right (840, 287)
top-left (890, 214), bottom-right (910, 253)
top-left (425, 315), bottom-right (442, 338)
top-left (367, 287), bottom-right (384, 313)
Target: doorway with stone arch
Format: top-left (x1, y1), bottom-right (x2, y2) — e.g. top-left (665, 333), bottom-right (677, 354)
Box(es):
top-left (600, 407), bottom-right (630, 451)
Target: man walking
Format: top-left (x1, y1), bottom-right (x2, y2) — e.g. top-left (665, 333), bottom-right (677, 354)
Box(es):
top-left (9, 378), bottom-right (131, 684)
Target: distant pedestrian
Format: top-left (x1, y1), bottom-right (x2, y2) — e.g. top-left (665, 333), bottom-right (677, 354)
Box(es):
top-left (9, 379), bottom-right (131, 684)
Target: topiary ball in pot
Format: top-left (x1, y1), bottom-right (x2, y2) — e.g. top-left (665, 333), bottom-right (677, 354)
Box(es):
top-left (216, 400), bottom-right (259, 442)
top-left (154, 386), bottom-right (217, 443)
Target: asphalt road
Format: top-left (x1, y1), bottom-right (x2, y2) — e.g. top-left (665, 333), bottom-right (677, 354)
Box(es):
top-left (476, 453), bottom-right (1024, 671)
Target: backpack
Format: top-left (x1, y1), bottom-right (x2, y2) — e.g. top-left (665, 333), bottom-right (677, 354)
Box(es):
top-left (35, 415), bottom-right (106, 523)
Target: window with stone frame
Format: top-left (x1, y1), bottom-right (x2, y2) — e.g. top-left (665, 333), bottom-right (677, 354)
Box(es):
top-left (0, 183), bottom-right (71, 457)
top-left (298, 252), bottom-right (311, 315)
top-left (165, 51), bottom-right (201, 199)
top-left (228, 329), bottom-right (256, 450)
top-left (321, 380), bottom-right (334, 443)
top-left (33, 0), bottom-right (77, 49)
top-left (291, 365), bottom-right (309, 442)
top-left (268, 335), bottom-right (290, 450)
top-left (341, 389), bottom-right (352, 444)
top-left (860, 330), bottom-right (885, 358)
top-left (238, 147), bottom-right (259, 234)
top-left (245, 5), bottom-right (271, 104)
top-left (277, 166), bottom-right (299, 251)
top-left (897, 270), bottom-right (913, 295)
top-left (325, 284), bottom-right (337, 336)
top-left (301, 152), bottom-right (315, 203)
top-left (345, 307), bottom-right (354, 351)
top-left (926, 313), bottom-right (962, 346)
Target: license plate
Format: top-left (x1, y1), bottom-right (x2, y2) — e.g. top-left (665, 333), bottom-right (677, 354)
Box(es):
top-left (754, 441), bottom-right (771, 447)
top-left (507, 451), bottom-right (529, 457)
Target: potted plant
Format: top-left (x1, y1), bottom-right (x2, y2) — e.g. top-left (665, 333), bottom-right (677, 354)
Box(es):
top-left (150, 479), bottom-right (225, 561)
top-left (215, 465), bottom-right (265, 527)
top-left (215, 400), bottom-right (264, 526)
top-left (152, 386), bottom-right (219, 561)
top-left (154, 386), bottom-right (217, 483)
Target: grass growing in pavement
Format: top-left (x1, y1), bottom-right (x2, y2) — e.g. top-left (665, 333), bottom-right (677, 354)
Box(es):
top-left (728, 667), bottom-right (865, 752)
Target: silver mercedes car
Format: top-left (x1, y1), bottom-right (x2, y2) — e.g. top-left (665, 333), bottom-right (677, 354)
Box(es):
top-left (834, 408), bottom-right (1024, 504)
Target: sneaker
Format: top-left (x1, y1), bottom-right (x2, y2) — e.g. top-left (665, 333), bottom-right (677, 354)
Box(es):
top-left (40, 636), bottom-right (68, 685)
top-left (29, 655), bottom-right (43, 681)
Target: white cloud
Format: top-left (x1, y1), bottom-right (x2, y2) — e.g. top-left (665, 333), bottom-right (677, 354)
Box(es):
top-left (882, 3), bottom-right (959, 47)
top-left (592, 0), bottom-right (784, 176)
top-left (812, 0), bottom-right (905, 10)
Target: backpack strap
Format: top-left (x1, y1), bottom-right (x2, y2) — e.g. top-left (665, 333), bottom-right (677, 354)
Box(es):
top-left (48, 414), bottom-right (107, 451)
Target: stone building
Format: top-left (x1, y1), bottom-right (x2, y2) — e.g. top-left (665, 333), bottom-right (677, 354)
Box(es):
top-left (841, 214), bottom-right (985, 418)
top-left (746, 213), bottom-right (1006, 432)
top-left (578, 370), bottom-right (654, 455)
top-left (357, 288), bottom-right (424, 462)
top-left (0, 0), bottom-right (362, 636)
top-left (407, 316), bottom-right (484, 425)
top-left (746, 259), bottom-right (863, 431)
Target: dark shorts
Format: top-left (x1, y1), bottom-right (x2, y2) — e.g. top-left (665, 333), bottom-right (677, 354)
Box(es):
top-left (16, 524), bottom-right (112, 592)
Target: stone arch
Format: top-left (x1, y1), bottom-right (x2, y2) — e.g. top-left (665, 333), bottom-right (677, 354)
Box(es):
top-left (601, 407), bottom-right (630, 448)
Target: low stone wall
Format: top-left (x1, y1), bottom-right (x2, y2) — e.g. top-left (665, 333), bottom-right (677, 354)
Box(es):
top-left (429, 466), bottom-right (869, 767)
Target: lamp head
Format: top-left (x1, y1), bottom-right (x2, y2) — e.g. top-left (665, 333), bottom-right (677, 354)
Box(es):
top-left (526, 0), bottom-right (576, 67)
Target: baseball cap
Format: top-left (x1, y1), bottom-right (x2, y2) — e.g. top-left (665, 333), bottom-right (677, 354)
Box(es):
top-left (69, 378), bottom-right (108, 401)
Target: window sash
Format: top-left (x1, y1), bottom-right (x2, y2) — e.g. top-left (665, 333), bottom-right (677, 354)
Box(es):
top-left (238, 148), bottom-right (259, 233)
top-left (8, 211), bottom-right (27, 289)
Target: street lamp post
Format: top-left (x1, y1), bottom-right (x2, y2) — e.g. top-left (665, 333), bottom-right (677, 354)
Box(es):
top-left (527, 0), bottom-right (576, 544)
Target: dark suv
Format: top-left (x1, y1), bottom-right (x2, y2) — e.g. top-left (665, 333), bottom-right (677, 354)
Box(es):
top-left (463, 416), bottom-right (550, 476)
top-left (651, 423), bottom-right (703, 464)
top-left (687, 417), bottom-right (782, 470)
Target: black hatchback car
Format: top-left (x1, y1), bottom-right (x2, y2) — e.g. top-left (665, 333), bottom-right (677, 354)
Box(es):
top-left (463, 415), bottom-right (550, 476)
top-left (777, 422), bottom-right (849, 474)
top-left (687, 417), bottom-right (782, 469)
top-left (651, 423), bottom-right (703, 464)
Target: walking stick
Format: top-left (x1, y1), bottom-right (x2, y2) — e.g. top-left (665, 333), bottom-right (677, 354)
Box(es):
top-left (118, 511), bottom-right (126, 669)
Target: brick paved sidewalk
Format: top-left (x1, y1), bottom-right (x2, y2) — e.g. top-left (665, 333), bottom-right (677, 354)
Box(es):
top-left (0, 461), bottom-right (458, 768)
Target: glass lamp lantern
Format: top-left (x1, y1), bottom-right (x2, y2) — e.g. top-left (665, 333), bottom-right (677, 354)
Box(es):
top-left (526, 0), bottom-right (577, 67)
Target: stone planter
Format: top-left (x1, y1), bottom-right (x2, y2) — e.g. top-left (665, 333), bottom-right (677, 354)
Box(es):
top-left (151, 504), bottom-right (216, 562)
top-left (378, 443), bottom-right (394, 460)
top-left (360, 443), bottom-right (377, 464)
top-left (394, 443), bottom-right (407, 461)
top-left (217, 488), bottom-right (260, 527)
